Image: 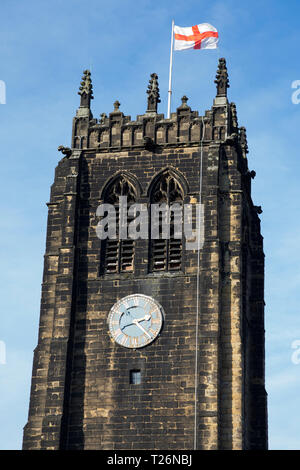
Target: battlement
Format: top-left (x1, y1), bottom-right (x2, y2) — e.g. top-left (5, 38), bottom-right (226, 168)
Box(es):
top-left (79, 103), bottom-right (212, 150)
top-left (70, 59), bottom-right (249, 160)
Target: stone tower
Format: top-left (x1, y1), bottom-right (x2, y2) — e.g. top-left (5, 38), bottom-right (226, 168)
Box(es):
top-left (23, 59), bottom-right (267, 450)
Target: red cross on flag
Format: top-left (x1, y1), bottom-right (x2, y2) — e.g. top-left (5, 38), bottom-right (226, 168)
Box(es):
top-left (174, 23), bottom-right (218, 50)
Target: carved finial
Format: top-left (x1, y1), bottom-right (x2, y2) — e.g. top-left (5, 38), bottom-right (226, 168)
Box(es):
top-left (230, 102), bottom-right (238, 129)
top-left (146, 73), bottom-right (160, 113)
top-left (181, 96), bottom-right (189, 107)
top-left (215, 58), bottom-right (229, 97)
top-left (78, 69), bottom-right (93, 107)
top-left (239, 126), bottom-right (249, 156)
top-left (177, 95), bottom-right (191, 114)
top-left (100, 112), bottom-right (107, 124)
top-left (113, 100), bottom-right (120, 111)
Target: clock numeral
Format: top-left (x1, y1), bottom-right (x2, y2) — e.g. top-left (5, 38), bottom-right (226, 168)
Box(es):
top-left (148, 327), bottom-right (157, 337)
top-left (142, 333), bottom-right (150, 342)
top-left (119, 335), bottom-right (128, 346)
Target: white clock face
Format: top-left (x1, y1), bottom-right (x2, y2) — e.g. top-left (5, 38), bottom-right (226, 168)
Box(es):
top-left (108, 294), bottom-right (164, 348)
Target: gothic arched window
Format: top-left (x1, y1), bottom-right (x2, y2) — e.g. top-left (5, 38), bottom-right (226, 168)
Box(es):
top-left (100, 175), bottom-right (136, 274)
top-left (149, 171), bottom-right (184, 272)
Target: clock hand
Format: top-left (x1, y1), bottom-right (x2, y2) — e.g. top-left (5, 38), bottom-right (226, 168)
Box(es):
top-left (120, 310), bottom-right (134, 330)
top-left (135, 314), bottom-right (151, 323)
top-left (121, 320), bottom-right (135, 330)
top-left (121, 314), bottom-right (151, 331)
top-left (132, 319), bottom-right (152, 338)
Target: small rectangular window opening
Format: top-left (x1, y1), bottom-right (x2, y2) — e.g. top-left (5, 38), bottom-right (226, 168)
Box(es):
top-left (130, 369), bottom-right (141, 385)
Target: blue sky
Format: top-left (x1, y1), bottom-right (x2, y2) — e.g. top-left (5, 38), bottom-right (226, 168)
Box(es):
top-left (0, 0), bottom-right (300, 450)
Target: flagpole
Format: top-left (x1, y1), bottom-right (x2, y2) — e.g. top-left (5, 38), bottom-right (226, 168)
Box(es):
top-left (167, 19), bottom-right (175, 119)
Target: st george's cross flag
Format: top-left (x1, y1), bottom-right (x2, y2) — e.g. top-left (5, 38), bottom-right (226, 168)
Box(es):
top-left (174, 23), bottom-right (218, 51)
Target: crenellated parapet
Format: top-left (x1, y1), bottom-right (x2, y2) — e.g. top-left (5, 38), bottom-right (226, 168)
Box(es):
top-left (70, 60), bottom-right (252, 180)
top-left (73, 98), bottom-right (230, 151)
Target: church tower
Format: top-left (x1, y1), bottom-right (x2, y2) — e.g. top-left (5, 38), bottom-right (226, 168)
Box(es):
top-left (23, 59), bottom-right (267, 450)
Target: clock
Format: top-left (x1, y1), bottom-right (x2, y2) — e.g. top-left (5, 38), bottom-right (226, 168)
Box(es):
top-left (108, 294), bottom-right (164, 348)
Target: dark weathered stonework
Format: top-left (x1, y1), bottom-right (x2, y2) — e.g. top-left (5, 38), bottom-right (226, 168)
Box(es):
top-left (23, 59), bottom-right (268, 450)
top-left (146, 73), bottom-right (160, 114)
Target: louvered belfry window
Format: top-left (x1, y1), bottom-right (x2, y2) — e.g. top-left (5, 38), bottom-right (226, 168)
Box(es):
top-left (150, 172), bottom-right (183, 272)
top-left (101, 176), bottom-right (136, 274)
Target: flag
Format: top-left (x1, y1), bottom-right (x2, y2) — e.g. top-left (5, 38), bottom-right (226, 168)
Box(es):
top-left (174, 23), bottom-right (218, 51)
